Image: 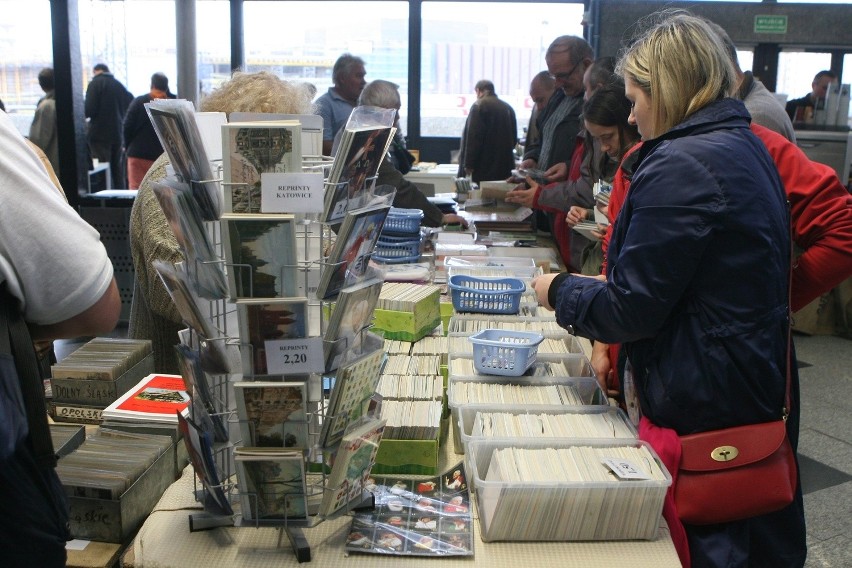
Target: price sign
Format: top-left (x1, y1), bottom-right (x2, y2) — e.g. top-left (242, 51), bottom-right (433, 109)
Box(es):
top-left (601, 457), bottom-right (650, 481)
top-left (265, 337), bottom-right (324, 375)
top-left (261, 172), bottom-right (324, 213)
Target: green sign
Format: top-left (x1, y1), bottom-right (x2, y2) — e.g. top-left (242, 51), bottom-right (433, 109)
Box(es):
top-left (755, 15), bottom-right (788, 34)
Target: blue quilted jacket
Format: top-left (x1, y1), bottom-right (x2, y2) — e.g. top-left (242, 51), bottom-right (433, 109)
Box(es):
top-left (553, 98), bottom-right (790, 434)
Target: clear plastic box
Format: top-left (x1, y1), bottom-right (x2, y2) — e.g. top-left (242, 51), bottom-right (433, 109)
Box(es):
top-left (466, 439), bottom-right (671, 541)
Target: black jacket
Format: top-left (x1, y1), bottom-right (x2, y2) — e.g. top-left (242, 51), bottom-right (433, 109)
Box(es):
top-left (123, 92), bottom-right (176, 160)
top-left (85, 72), bottom-right (133, 144)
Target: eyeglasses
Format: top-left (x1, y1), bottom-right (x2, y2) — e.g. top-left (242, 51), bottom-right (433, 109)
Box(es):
top-left (549, 60), bottom-right (581, 82)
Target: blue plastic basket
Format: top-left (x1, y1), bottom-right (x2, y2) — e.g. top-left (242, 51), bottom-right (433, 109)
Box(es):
top-left (448, 275), bottom-right (525, 314)
top-left (383, 207), bottom-right (423, 235)
top-left (469, 329), bottom-right (544, 376)
top-left (373, 238), bottom-right (421, 264)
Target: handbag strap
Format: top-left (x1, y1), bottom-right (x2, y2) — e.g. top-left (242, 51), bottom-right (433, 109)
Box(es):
top-left (783, 202), bottom-right (793, 420)
top-left (0, 284), bottom-right (58, 468)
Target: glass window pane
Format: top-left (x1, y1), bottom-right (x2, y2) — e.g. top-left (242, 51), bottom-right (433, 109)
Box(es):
top-left (79, 1), bottom-right (177, 96)
top-left (421, 2), bottom-right (585, 137)
top-left (244, 2), bottom-right (409, 131)
top-left (0, 0), bottom-right (53, 135)
top-left (198, 0), bottom-right (233, 97)
top-left (777, 51), bottom-right (832, 104)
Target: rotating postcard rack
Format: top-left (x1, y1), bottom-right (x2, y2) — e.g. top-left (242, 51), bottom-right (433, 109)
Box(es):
top-left (145, 98), bottom-right (400, 561)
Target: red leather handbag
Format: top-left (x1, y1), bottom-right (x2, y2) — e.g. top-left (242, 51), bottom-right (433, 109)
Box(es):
top-left (674, 418), bottom-right (797, 525)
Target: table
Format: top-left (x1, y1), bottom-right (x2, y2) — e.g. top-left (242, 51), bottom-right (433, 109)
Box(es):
top-left (123, 435), bottom-right (680, 568)
top-left (403, 163), bottom-right (460, 196)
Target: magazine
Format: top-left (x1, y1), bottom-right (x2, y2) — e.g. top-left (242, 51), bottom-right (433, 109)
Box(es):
top-left (222, 120), bottom-right (303, 214)
top-left (234, 381), bottom-right (309, 449)
top-left (220, 213), bottom-right (299, 299)
top-left (344, 462), bottom-right (473, 557)
top-left (315, 203), bottom-right (390, 300)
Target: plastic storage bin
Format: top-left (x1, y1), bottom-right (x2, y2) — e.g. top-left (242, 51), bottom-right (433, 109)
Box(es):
top-left (373, 238), bottom-right (421, 263)
top-left (448, 275), bottom-right (525, 314)
top-left (466, 438), bottom-right (671, 541)
top-left (468, 329), bottom-right (544, 376)
top-left (382, 207), bottom-right (423, 235)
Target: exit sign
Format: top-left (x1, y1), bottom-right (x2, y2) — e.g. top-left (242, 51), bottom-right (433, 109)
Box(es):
top-left (755, 15), bottom-right (788, 34)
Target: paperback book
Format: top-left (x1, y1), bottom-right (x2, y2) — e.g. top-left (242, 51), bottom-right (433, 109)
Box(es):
top-left (322, 124), bottom-right (395, 224)
top-left (235, 447), bottom-right (308, 522)
top-left (323, 277), bottom-right (383, 372)
top-left (315, 203), bottom-right (390, 299)
top-left (101, 374), bottom-right (190, 424)
top-left (221, 213), bottom-right (299, 299)
top-left (319, 416), bottom-right (387, 517)
top-left (234, 381), bottom-right (309, 449)
top-left (236, 297), bottom-right (309, 376)
top-left (222, 120), bottom-right (303, 214)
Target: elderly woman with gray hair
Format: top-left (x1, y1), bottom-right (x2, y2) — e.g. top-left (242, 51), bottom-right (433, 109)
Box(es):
top-left (356, 79), bottom-right (467, 228)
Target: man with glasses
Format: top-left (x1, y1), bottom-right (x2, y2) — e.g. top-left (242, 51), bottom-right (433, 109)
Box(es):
top-left (520, 36), bottom-right (592, 180)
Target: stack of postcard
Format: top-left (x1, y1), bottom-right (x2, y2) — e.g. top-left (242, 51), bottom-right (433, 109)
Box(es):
top-left (221, 120), bottom-right (303, 214)
top-left (178, 412), bottom-right (233, 516)
top-left (322, 124), bottom-right (395, 225)
top-left (233, 381), bottom-right (310, 449)
top-left (322, 277), bottom-right (383, 373)
top-left (235, 446), bottom-right (308, 524)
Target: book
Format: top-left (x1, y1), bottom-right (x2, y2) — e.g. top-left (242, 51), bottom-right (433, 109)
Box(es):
top-left (319, 345), bottom-right (385, 448)
top-left (236, 297), bottom-right (309, 376)
top-left (221, 213), bottom-right (299, 299)
top-left (315, 203), bottom-right (391, 299)
top-left (322, 124), bottom-right (395, 224)
top-left (235, 447), bottom-right (308, 522)
top-left (234, 381), bottom-right (309, 449)
top-left (145, 99), bottom-right (221, 221)
top-left (222, 120), bottom-right (303, 213)
top-left (323, 277), bottom-right (383, 372)
top-left (319, 416), bottom-right (387, 517)
top-left (101, 374), bottom-right (191, 424)
top-left (177, 412), bottom-right (233, 516)
top-left (229, 112), bottom-right (323, 158)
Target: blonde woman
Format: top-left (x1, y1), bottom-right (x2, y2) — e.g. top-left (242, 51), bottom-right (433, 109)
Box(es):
top-left (532, 12), bottom-right (804, 567)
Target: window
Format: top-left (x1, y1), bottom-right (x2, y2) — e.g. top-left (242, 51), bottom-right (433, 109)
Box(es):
top-left (777, 51), bottom-right (833, 104)
top-left (0, 0), bottom-right (53, 135)
top-left (420, 2), bottom-right (584, 137)
top-left (243, 2), bottom-right (409, 131)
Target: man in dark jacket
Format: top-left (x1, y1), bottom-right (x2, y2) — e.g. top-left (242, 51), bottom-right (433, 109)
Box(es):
top-left (457, 80), bottom-right (517, 183)
top-left (85, 63), bottom-right (133, 189)
top-left (123, 72), bottom-right (176, 189)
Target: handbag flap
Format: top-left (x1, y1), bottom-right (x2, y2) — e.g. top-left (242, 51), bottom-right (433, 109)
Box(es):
top-left (679, 420), bottom-right (786, 472)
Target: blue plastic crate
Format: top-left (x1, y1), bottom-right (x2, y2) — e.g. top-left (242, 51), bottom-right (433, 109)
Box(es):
top-left (383, 207), bottom-right (423, 235)
top-left (469, 329), bottom-right (544, 376)
top-left (373, 238), bottom-right (421, 264)
top-left (448, 275), bottom-right (525, 314)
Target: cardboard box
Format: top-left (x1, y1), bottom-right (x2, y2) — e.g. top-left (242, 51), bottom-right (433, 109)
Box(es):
top-left (372, 417), bottom-right (448, 476)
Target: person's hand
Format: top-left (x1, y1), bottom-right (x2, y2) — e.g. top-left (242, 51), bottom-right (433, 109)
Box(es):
top-left (531, 273), bottom-right (561, 310)
top-left (442, 213), bottom-right (468, 229)
top-left (590, 224), bottom-right (607, 241)
top-left (590, 341), bottom-right (614, 396)
top-left (544, 162), bottom-right (568, 183)
top-left (565, 206), bottom-right (589, 228)
top-left (505, 184), bottom-right (537, 207)
top-left (519, 158), bottom-right (537, 170)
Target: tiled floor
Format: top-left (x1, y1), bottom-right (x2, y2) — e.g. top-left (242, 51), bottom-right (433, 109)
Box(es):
top-left (53, 327), bottom-right (851, 566)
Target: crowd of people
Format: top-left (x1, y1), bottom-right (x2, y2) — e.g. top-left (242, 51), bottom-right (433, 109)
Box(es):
top-left (3, 8), bottom-right (852, 567)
